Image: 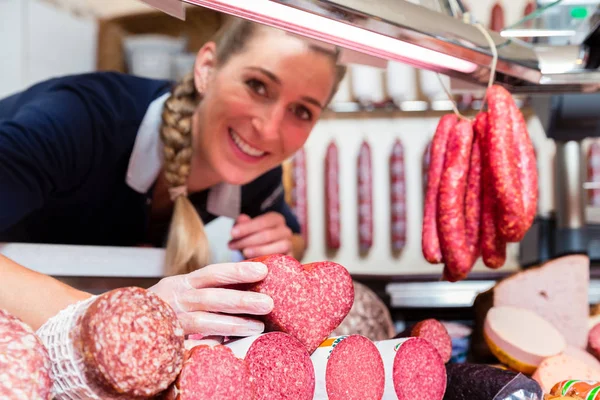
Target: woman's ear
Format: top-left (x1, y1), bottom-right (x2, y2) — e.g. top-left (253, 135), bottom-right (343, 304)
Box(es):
top-left (194, 42), bottom-right (216, 93)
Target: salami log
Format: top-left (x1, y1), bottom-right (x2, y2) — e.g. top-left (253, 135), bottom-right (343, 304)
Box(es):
top-left (291, 148), bottom-right (309, 247)
top-left (325, 141), bottom-right (341, 250)
top-left (37, 287), bottom-right (185, 399)
top-left (476, 112), bottom-right (507, 268)
top-left (0, 309), bottom-right (52, 400)
top-left (438, 119), bottom-right (475, 281)
top-left (489, 1), bottom-right (505, 32)
top-left (465, 120), bottom-right (482, 264)
top-left (588, 141), bottom-right (600, 207)
top-left (226, 332), bottom-right (315, 400)
top-left (312, 335), bottom-right (385, 400)
top-left (358, 141), bottom-right (374, 253)
top-left (165, 344), bottom-right (255, 400)
top-left (423, 115), bottom-right (458, 264)
top-left (443, 363), bottom-right (544, 400)
top-left (423, 140), bottom-right (432, 196)
top-left (245, 254), bottom-right (354, 354)
top-left (411, 319), bottom-right (453, 364)
top-left (487, 85), bottom-right (529, 242)
top-left (375, 337), bottom-right (447, 400)
top-left (390, 139), bottom-right (407, 253)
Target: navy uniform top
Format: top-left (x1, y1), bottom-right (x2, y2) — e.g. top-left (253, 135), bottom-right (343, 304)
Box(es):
top-left (0, 72), bottom-right (300, 247)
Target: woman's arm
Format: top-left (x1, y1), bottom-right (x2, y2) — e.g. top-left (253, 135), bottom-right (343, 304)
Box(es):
top-left (0, 255), bottom-right (91, 330)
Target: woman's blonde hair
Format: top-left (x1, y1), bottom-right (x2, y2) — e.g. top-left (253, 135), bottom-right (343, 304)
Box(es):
top-left (160, 17), bottom-right (347, 276)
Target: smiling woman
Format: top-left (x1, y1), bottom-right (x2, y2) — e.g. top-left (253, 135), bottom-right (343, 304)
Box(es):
top-left (0, 16), bottom-right (346, 337)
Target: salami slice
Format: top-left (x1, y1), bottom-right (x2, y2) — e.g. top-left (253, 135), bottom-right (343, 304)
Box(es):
top-left (312, 335), bottom-right (385, 400)
top-left (165, 344), bottom-right (255, 400)
top-left (38, 287), bottom-right (185, 399)
top-left (411, 319), bottom-right (453, 363)
top-left (390, 139), bottom-right (407, 253)
top-left (0, 309), bottom-right (52, 400)
top-left (226, 332), bottom-right (315, 400)
top-left (325, 141), bottom-right (341, 250)
top-left (291, 148), bottom-right (309, 247)
top-left (358, 141), bottom-right (374, 253)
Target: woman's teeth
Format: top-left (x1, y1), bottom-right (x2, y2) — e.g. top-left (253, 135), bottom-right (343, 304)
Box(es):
top-left (230, 129), bottom-right (265, 157)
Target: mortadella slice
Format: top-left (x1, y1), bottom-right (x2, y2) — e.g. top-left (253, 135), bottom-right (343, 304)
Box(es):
top-left (533, 353), bottom-right (600, 393)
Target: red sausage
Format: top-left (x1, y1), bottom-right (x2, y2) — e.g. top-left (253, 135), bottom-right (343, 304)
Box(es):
top-left (489, 2), bottom-right (505, 32)
top-left (292, 148), bottom-right (309, 248)
top-left (438, 119), bottom-right (475, 281)
top-left (422, 140), bottom-right (432, 198)
top-left (486, 85), bottom-right (527, 242)
top-left (465, 122), bottom-right (482, 264)
top-left (358, 141), bottom-right (374, 253)
top-left (390, 139), bottom-right (406, 252)
top-left (588, 142), bottom-right (600, 207)
top-left (325, 141), bottom-right (341, 250)
top-left (476, 113), bottom-right (507, 268)
top-left (422, 115), bottom-right (458, 264)
top-left (508, 96), bottom-right (538, 235)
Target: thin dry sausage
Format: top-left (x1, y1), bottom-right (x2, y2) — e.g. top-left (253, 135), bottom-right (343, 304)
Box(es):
top-left (325, 141), bottom-right (341, 250)
top-left (358, 141), bottom-right (374, 253)
top-left (390, 139), bottom-right (406, 252)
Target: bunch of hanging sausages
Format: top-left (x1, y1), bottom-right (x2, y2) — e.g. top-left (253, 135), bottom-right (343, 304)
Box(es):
top-left (422, 85), bottom-right (538, 282)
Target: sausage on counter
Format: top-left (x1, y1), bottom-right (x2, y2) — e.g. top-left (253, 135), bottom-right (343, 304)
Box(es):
top-left (390, 139), bottom-right (407, 253)
top-left (0, 309), bottom-right (52, 400)
top-left (437, 119), bottom-right (474, 281)
top-left (165, 345), bottom-right (255, 400)
top-left (376, 337), bottom-right (447, 400)
top-left (312, 335), bottom-right (385, 400)
top-left (291, 148), bottom-right (309, 248)
top-left (226, 332), bottom-right (315, 400)
top-left (325, 141), bottom-right (341, 250)
top-left (358, 141), bottom-right (374, 253)
top-left (423, 115), bottom-right (458, 264)
top-left (37, 287), bottom-right (185, 399)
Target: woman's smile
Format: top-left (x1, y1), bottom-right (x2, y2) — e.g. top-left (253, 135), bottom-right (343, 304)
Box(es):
top-left (228, 127), bottom-right (268, 163)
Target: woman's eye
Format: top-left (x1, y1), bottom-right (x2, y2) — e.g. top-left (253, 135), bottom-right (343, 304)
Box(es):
top-left (292, 105), bottom-right (312, 121)
top-left (246, 79), bottom-right (267, 96)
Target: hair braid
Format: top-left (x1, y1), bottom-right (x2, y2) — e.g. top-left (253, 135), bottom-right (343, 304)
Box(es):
top-left (160, 73), bottom-right (211, 276)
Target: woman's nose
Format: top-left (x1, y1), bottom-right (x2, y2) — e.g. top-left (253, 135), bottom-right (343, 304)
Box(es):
top-left (253, 105), bottom-right (285, 140)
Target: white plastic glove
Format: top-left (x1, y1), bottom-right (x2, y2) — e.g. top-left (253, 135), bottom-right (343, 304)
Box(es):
top-left (148, 262), bottom-right (273, 337)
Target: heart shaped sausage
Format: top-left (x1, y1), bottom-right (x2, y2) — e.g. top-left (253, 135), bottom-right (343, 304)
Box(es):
top-left (246, 254), bottom-right (354, 354)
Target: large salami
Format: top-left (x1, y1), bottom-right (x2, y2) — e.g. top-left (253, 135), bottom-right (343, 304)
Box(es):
top-left (0, 309), bottom-right (52, 400)
top-left (291, 148), bottom-right (309, 247)
top-left (358, 140), bottom-right (374, 253)
top-left (588, 141), bottom-right (600, 207)
top-left (226, 332), bottom-right (315, 400)
top-left (390, 139), bottom-right (407, 253)
top-left (325, 141), bottom-right (341, 250)
top-left (165, 344), bottom-right (255, 400)
top-left (312, 335), bottom-right (385, 400)
top-left (37, 287), bottom-right (185, 399)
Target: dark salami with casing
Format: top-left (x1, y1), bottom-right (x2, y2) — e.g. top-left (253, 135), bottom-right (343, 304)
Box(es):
top-left (292, 148), bottom-right (309, 247)
top-left (390, 139), bottom-right (406, 252)
top-left (325, 141), bottom-right (341, 250)
top-left (358, 141), bottom-right (374, 253)
top-left (443, 363), bottom-right (543, 400)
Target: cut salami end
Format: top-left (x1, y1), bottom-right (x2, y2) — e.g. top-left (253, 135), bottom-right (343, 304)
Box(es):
top-left (245, 254), bottom-right (354, 354)
top-left (312, 335), bottom-right (385, 400)
top-left (0, 309), bottom-right (52, 400)
top-left (167, 345), bottom-right (255, 400)
top-left (588, 323), bottom-right (600, 360)
top-left (78, 287), bottom-right (185, 397)
top-left (484, 306), bottom-right (566, 374)
top-left (410, 319), bottom-right (452, 363)
top-left (244, 332), bottom-right (315, 400)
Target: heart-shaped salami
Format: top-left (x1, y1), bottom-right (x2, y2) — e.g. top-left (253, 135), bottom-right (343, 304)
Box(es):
top-left (246, 254), bottom-right (354, 353)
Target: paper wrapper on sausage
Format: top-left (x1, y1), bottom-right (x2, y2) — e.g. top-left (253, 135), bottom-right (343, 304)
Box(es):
top-left (37, 287), bottom-right (185, 399)
top-left (375, 337), bottom-right (447, 400)
top-left (225, 332), bottom-right (315, 400)
top-left (311, 335), bottom-right (385, 400)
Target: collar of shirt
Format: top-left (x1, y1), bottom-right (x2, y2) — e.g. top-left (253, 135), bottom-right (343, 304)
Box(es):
top-left (125, 92), bottom-right (242, 219)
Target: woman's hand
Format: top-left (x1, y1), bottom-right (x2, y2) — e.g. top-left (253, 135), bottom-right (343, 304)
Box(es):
top-left (148, 262), bottom-right (273, 337)
top-left (228, 213), bottom-right (293, 258)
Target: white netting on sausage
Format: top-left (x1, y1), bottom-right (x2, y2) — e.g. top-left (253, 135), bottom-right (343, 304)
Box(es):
top-left (36, 296), bottom-right (102, 400)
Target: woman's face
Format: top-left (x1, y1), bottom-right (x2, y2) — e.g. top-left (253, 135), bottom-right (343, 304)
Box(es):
top-left (192, 28), bottom-right (337, 186)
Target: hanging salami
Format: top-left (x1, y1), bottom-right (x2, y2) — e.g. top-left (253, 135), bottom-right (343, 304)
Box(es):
top-left (422, 141), bottom-right (432, 199)
top-left (523, 1), bottom-right (536, 42)
top-left (325, 141), bottom-right (341, 250)
top-left (292, 148), bottom-right (309, 247)
top-left (358, 141), bottom-right (374, 253)
top-left (390, 139), bottom-right (406, 253)
top-left (489, 1), bottom-right (505, 32)
top-left (588, 141), bottom-right (600, 207)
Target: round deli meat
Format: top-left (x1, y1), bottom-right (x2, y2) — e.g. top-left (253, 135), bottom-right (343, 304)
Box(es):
top-left (0, 308), bottom-right (52, 400)
top-left (533, 353), bottom-right (600, 393)
top-left (411, 319), bottom-right (453, 364)
top-left (312, 335), bottom-right (385, 400)
top-left (226, 332), bottom-right (315, 400)
top-left (376, 337), bottom-right (447, 400)
top-left (165, 344), bottom-right (255, 400)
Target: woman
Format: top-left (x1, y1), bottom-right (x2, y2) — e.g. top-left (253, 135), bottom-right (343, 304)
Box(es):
top-left (0, 17), bottom-right (346, 336)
